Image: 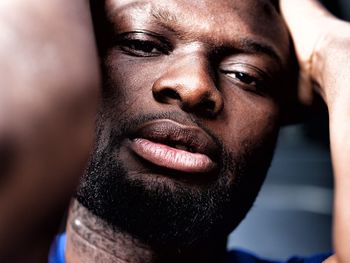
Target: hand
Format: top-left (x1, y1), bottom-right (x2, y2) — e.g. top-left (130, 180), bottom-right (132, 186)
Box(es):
top-left (0, 0), bottom-right (99, 261)
top-left (280, 0), bottom-right (350, 112)
top-left (280, 1), bottom-right (350, 262)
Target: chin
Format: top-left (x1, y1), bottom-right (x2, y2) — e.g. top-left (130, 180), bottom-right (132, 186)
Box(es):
top-left (77, 148), bottom-right (273, 249)
top-left (76, 112), bottom-right (278, 248)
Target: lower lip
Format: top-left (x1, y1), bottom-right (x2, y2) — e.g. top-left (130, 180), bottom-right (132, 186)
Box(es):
top-left (129, 138), bottom-right (216, 174)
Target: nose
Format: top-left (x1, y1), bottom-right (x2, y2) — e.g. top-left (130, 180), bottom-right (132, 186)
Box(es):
top-left (152, 55), bottom-right (224, 117)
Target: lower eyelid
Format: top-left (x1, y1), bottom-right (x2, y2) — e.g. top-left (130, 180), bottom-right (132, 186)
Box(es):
top-left (223, 72), bottom-right (270, 92)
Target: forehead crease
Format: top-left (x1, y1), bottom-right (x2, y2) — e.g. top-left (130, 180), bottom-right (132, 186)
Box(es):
top-left (151, 2), bottom-right (284, 55)
top-left (110, 0), bottom-right (280, 37)
top-left (107, 0), bottom-right (288, 64)
top-left (110, 1), bottom-right (252, 39)
top-left (107, 0), bottom-right (277, 18)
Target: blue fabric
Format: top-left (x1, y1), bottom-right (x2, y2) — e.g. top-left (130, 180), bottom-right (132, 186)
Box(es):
top-left (49, 233), bottom-right (332, 263)
top-left (49, 233), bottom-right (66, 263)
top-left (225, 249), bottom-right (279, 263)
top-left (225, 250), bottom-right (332, 263)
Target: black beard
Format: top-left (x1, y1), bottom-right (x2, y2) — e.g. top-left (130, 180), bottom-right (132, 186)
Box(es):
top-left (76, 112), bottom-right (278, 250)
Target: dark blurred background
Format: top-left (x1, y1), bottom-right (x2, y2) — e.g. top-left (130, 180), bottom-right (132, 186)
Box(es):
top-left (227, 1), bottom-right (350, 260)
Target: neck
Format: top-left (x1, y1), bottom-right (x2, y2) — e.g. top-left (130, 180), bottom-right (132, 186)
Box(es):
top-left (65, 199), bottom-right (227, 263)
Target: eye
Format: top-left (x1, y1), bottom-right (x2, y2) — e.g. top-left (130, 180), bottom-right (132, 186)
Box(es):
top-left (225, 71), bottom-right (259, 86)
top-left (219, 64), bottom-right (271, 95)
top-left (115, 32), bottom-right (171, 57)
top-left (120, 39), bottom-right (164, 56)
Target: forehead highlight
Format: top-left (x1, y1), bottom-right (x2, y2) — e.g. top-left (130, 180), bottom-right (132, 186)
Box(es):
top-left (106, 0), bottom-right (288, 66)
top-left (107, 0), bottom-right (277, 24)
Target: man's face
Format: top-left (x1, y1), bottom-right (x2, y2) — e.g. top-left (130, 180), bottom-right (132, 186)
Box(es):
top-left (77, 0), bottom-right (290, 248)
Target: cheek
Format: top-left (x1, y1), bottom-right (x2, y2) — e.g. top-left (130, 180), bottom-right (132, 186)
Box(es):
top-left (103, 52), bottom-right (159, 113)
top-left (216, 90), bottom-right (279, 153)
top-left (106, 50), bottom-right (166, 88)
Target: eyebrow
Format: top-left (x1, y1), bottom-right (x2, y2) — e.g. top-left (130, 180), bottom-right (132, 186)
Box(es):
top-left (114, 3), bottom-right (284, 66)
top-left (234, 38), bottom-right (283, 66)
top-left (150, 7), bottom-right (180, 27)
top-left (150, 7), bottom-right (282, 65)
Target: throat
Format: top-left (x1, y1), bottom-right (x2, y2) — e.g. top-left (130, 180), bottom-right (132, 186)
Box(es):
top-left (65, 200), bottom-right (227, 263)
top-left (65, 200), bottom-right (154, 263)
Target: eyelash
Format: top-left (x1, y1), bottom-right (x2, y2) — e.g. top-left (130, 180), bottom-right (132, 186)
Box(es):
top-left (117, 38), bottom-right (170, 57)
top-left (220, 70), bottom-right (268, 94)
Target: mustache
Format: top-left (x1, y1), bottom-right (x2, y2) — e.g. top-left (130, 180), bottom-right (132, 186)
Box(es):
top-left (98, 111), bottom-right (224, 156)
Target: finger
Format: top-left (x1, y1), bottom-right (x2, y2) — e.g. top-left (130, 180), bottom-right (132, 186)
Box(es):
top-left (280, 0), bottom-right (334, 64)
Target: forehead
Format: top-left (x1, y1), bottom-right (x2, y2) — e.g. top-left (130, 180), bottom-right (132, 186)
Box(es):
top-left (106, 0), bottom-right (289, 65)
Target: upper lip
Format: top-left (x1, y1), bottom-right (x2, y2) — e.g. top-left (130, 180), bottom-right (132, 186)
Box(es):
top-left (129, 119), bottom-right (220, 161)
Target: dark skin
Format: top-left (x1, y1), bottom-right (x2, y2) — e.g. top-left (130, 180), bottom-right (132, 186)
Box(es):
top-left (1, 0), bottom-right (350, 262)
top-left (66, 0), bottom-right (291, 263)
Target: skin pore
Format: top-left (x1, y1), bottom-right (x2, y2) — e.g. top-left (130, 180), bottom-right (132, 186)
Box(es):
top-left (66, 0), bottom-right (291, 262)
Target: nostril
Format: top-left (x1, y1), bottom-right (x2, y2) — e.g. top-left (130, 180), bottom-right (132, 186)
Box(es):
top-left (163, 88), bottom-right (181, 100)
top-left (153, 88), bottom-right (181, 103)
top-left (193, 100), bottom-right (216, 117)
top-left (181, 98), bottom-right (217, 118)
top-left (199, 100), bottom-right (215, 112)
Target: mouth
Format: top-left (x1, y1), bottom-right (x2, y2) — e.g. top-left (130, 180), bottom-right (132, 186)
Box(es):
top-left (128, 119), bottom-right (220, 174)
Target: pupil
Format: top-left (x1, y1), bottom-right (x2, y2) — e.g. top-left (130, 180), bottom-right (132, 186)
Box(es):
top-left (135, 42), bottom-right (153, 52)
top-left (237, 72), bottom-right (253, 84)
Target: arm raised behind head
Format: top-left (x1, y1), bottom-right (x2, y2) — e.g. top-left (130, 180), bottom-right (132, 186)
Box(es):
top-left (280, 0), bottom-right (350, 262)
top-left (0, 0), bottom-right (100, 261)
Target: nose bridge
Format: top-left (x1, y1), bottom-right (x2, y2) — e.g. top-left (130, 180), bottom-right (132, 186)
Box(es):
top-left (152, 52), bottom-right (223, 116)
top-left (171, 53), bottom-right (214, 94)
